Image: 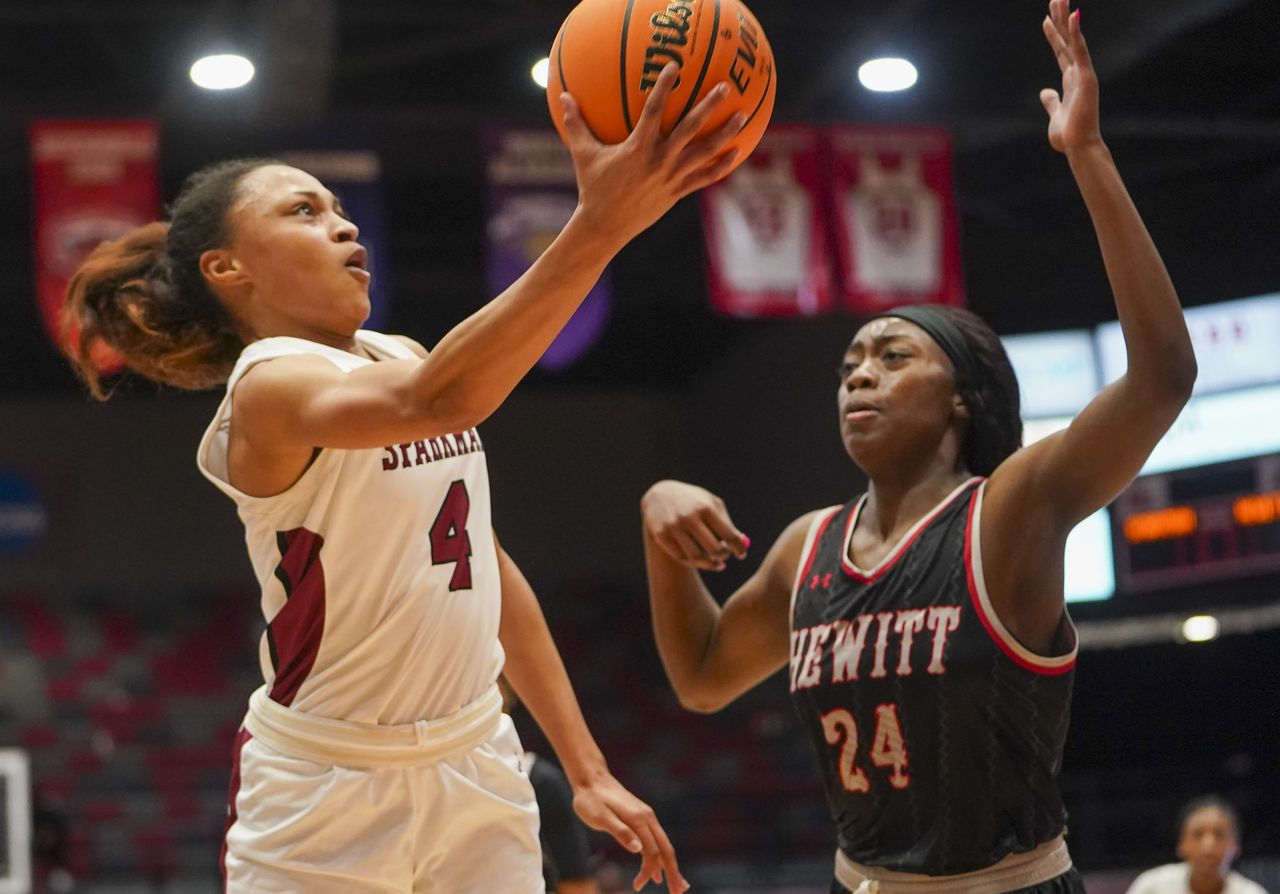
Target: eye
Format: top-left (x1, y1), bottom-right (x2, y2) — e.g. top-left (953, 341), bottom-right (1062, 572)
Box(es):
top-left (882, 349), bottom-right (909, 363)
top-left (837, 361), bottom-right (856, 380)
top-left (292, 202), bottom-right (316, 216)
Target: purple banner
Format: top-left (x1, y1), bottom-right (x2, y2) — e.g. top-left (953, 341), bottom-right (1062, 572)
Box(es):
top-left (485, 127), bottom-right (610, 371)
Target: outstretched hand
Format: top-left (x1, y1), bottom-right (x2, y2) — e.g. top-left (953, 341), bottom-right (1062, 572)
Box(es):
top-left (561, 63), bottom-right (745, 246)
top-left (571, 771), bottom-right (689, 893)
top-left (1040, 0), bottom-right (1102, 153)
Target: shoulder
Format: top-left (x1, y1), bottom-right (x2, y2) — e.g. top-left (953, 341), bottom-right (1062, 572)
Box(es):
top-left (763, 507), bottom-right (843, 587)
top-left (1229, 872), bottom-right (1269, 894)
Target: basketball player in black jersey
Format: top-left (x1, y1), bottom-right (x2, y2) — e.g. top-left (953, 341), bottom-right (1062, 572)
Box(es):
top-left (640, 3), bottom-right (1197, 892)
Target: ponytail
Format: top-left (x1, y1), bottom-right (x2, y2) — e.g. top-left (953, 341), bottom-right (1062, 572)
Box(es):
top-left (62, 157), bottom-right (278, 399)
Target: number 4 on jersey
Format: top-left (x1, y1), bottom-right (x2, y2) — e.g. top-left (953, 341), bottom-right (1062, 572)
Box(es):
top-left (821, 704), bottom-right (909, 792)
top-left (430, 480), bottom-right (473, 590)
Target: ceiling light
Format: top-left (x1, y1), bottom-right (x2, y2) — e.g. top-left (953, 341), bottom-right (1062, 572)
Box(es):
top-left (190, 54), bottom-right (255, 91)
top-left (531, 57), bottom-right (550, 89)
top-left (858, 57), bottom-right (918, 93)
top-left (1180, 614), bottom-right (1220, 643)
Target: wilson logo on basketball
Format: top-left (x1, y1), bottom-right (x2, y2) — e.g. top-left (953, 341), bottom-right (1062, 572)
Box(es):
top-left (640, 0), bottom-right (695, 91)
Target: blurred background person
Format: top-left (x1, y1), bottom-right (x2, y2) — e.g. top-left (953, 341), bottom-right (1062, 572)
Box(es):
top-left (1126, 796), bottom-right (1268, 894)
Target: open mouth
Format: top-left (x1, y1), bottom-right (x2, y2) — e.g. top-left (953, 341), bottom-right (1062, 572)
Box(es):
top-left (345, 247), bottom-right (368, 271)
top-left (345, 246), bottom-right (370, 280)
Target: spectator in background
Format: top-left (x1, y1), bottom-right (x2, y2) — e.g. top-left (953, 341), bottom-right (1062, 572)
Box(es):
top-left (499, 676), bottom-right (603, 894)
top-left (1126, 796), bottom-right (1267, 894)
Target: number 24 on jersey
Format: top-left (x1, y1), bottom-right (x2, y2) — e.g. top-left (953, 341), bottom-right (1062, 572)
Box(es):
top-left (821, 704), bottom-right (909, 792)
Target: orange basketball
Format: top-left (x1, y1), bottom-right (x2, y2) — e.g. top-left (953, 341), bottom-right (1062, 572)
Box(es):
top-left (546, 0), bottom-right (776, 172)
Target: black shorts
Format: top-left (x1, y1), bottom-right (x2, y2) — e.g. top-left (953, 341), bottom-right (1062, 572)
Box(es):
top-left (831, 867), bottom-right (1087, 894)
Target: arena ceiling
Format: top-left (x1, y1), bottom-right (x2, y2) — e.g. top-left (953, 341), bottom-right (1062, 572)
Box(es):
top-left (1, 0), bottom-right (1278, 389)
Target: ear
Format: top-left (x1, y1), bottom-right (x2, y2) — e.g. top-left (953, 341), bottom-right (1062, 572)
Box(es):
top-left (951, 392), bottom-right (970, 421)
top-left (199, 248), bottom-right (251, 290)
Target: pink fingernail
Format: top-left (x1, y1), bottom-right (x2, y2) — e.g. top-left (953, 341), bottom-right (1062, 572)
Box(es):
top-left (1072, 8), bottom-right (1080, 20)
top-left (742, 535), bottom-right (752, 549)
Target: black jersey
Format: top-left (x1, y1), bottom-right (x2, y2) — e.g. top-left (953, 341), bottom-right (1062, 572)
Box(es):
top-left (789, 478), bottom-right (1076, 876)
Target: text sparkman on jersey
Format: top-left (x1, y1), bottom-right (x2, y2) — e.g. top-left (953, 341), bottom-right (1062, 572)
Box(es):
top-left (790, 605), bottom-right (962, 691)
top-left (380, 429), bottom-right (484, 471)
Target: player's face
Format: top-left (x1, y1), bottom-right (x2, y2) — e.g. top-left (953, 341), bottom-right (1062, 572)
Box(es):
top-left (223, 165), bottom-right (371, 338)
top-left (836, 318), bottom-right (965, 472)
top-left (1176, 807), bottom-right (1239, 877)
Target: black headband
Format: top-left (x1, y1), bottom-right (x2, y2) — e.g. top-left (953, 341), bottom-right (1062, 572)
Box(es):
top-left (868, 304), bottom-right (980, 387)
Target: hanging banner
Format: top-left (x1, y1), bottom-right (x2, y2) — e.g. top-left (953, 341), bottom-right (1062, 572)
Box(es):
top-left (279, 149), bottom-right (391, 330)
top-left (485, 126), bottom-right (611, 371)
top-left (828, 125), bottom-right (964, 314)
top-left (700, 125), bottom-right (833, 317)
top-left (31, 119), bottom-right (160, 367)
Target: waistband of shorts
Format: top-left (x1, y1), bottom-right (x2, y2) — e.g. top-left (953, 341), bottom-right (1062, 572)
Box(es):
top-left (834, 834), bottom-right (1072, 894)
top-left (243, 683), bottom-right (503, 769)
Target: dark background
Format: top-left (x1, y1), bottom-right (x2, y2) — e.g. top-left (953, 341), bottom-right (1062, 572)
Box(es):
top-left (0, 0), bottom-right (1277, 889)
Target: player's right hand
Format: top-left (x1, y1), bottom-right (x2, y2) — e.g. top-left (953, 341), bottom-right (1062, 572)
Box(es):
top-left (641, 480), bottom-right (750, 572)
top-left (560, 63), bottom-right (746, 246)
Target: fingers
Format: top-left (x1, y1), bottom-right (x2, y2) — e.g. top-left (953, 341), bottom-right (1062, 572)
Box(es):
top-left (1066, 6), bottom-right (1093, 68)
top-left (645, 816), bottom-right (687, 894)
top-left (589, 801), bottom-right (644, 853)
top-left (560, 93), bottom-right (601, 154)
top-left (1039, 88), bottom-right (1062, 118)
top-left (626, 814), bottom-right (686, 894)
top-left (669, 81), bottom-right (731, 148)
top-left (633, 63), bottom-right (682, 141)
top-left (1041, 15), bottom-right (1070, 74)
top-left (665, 528), bottom-right (724, 571)
top-left (675, 110), bottom-right (746, 175)
top-left (678, 147), bottom-right (742, 197)
top-left (701, 510), bottom-right (750, 561)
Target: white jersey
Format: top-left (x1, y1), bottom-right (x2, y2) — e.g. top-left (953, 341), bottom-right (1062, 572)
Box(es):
top-left (1126, 864), bottom-right (1269, 894)
top-left (197, 331), bottom-right (503, 726)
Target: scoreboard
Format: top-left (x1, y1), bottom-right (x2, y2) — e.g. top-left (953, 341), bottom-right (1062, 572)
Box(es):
top-left (1005, 291), bottom-right (1280, 602)
top-left (1115, 454), bottom-right (1280, 592)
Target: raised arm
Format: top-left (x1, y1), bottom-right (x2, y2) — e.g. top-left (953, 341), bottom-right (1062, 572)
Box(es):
top-left (981, 0), bottom-right (1196, 648)
top-left (641, 480), bottom-right (815, 713)
top-left (494, 535), bottom-right (688, 894)
top-left (235, 65), bottom-right (745, 452)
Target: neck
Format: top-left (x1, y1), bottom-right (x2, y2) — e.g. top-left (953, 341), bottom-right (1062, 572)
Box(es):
top-left (860, 453), bottom-right (972, 540)
top-left (244, 321), bottom-right (363, 355)
top-left (1188, 867), bottom-right (1226, 894)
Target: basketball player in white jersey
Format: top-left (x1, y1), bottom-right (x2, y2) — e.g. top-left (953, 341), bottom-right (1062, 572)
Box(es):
top-left (62, 64), bottom-right (740, 893)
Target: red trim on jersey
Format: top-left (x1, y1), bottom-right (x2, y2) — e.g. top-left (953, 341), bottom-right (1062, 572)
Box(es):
top-left (268, 527), bottom-right (328, 706)
top-left (841, 478), bottom-right (982, 584)
top-left (963, 491), bottom-right (1076, 677)
top-left (797, 507), bottom-right (842, 594)
top-left (220, 727), bottom-right (252, 890)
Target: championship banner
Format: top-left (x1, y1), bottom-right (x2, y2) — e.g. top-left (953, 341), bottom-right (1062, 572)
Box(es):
top-left (700, 125), bottom-right (833, 317)
top-left (828, 126), bottom-right (964, 314)
top-left (485, 126), bottom-right (610, 371)
top-left (31, 119), bottom-right (160, 366)
top-left (279, 149), bottom-right (391, 330)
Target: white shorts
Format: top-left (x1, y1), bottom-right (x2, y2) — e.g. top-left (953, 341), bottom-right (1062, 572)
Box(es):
top-left (222, 713), bottom-right (544, 894)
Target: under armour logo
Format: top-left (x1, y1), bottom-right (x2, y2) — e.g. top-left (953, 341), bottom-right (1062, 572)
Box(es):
top-left (809, 572), bottom-right (833, 590)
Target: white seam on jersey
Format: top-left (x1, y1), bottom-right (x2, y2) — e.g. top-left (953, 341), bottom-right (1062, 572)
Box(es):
top-left (969, 481), bottom-right (1079, 671)
top-left (841, 476), bottom-right (983, 579)
top-left (790, 507), bottom-right (842, 622)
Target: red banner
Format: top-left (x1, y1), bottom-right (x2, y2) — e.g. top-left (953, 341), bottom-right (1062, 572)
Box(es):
top-left (828, 125), bottom-right (964, 314)
top-left (700, 125), bottom-right (833, 317)
top-left (31, 120), bottom-right (160, 365)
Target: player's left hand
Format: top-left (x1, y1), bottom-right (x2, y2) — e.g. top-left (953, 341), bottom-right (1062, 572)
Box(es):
top-left (571, 772), bottom-right (689, 893)
top-left (1040, 0), bottom-right (1102, 154)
